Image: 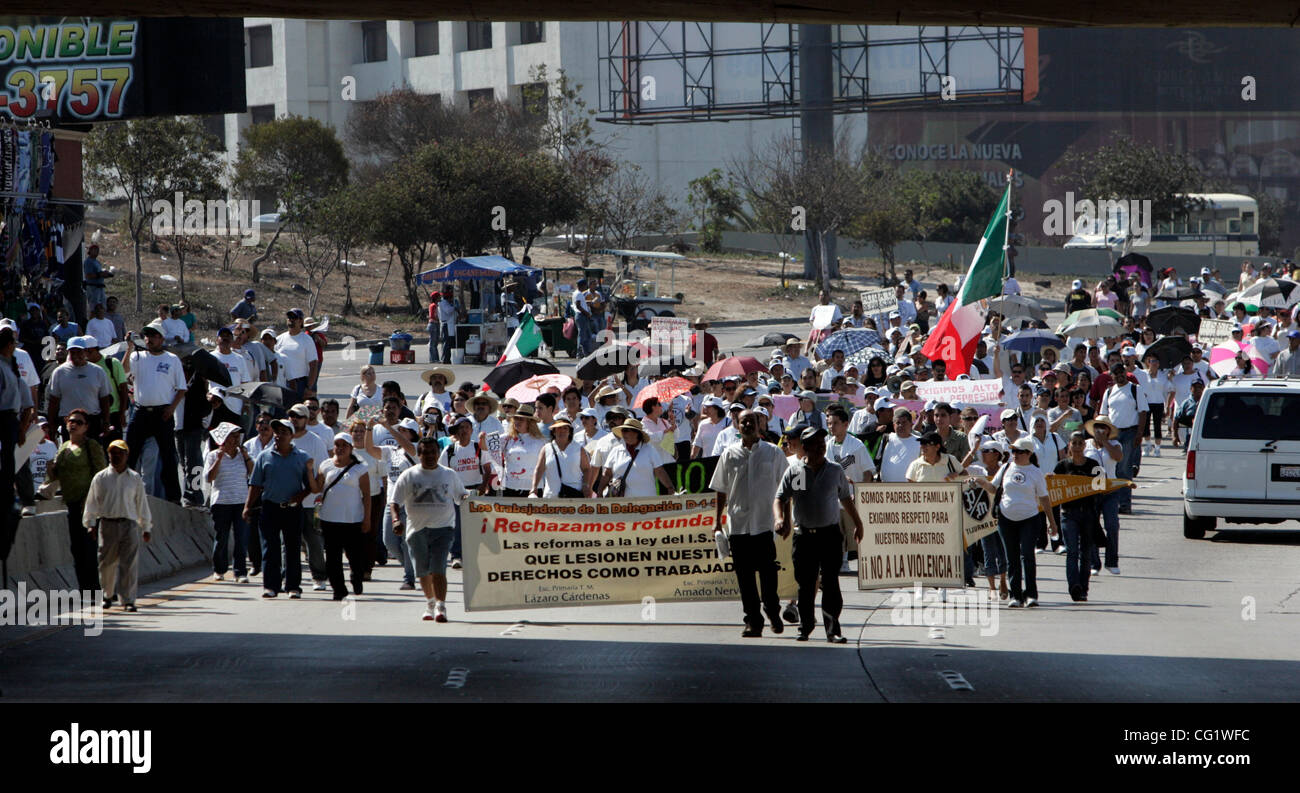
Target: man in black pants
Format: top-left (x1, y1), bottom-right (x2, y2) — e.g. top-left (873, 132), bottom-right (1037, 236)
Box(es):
top-left (775, 427), bottom-right (864, 643)
top-left (121, 326), bottom-right (187, 502)
top-left (0, 327), bottom-right (35, 553)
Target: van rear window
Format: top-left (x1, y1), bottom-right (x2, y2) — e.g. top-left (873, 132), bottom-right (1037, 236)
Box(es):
top-left (1201, 393), bottom-right (1300, 440)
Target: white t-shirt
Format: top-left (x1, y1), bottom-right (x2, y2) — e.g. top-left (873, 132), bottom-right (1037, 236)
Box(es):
top-left (307, 421), bottom-right (335, 453)
top-left (1031, 432), bottom-right (1063, 470)
top-left (15, 348), bottom-right (40, 389)
top-left (586, 432), bottom-right (622, 471)
top-left (381, 445), bottom-right (418, 502)
top-left (1142, 370), bottom-right (1170, 407)
top-left (291, 432), bottom-right (328, 508)
top-left (317, 457), bottom-right (370, 523)
top-left (992, 461), bottom-right (1048, 522)
top-left (827, 433), bottom-right (874, 481)
top-left (27, 439), bottom-right (57, 488)
top-left (499, 435), bottom-right (546, 491)
top-left (416, 390), bottom-right (452, 416)
top-left (244, 434), bottom-right (274, 459)
top-left (275, 331), bottom-right (319, 381)
top-left (442, 440), bottom-right (487, 487)
top-left (161, 317), bottom-right (190, 344)
top-left (879, 433), bottom-right (922, 483)
top-left (204, 449), bottom-right (250, 505)
top-left (1169, 370), bottom-right (1202, 407)
top-left (390, 464), bottom-right (468, 534)
top-left (351, 383), bottom-right (383, 410)
top-left (710, 425), bottom-right (740, 456)
top-left (86, 317), bottom-right (117, 348)
top-left (603, 441), bottom-right (666, 498)
top-left (353, 447), bottom-right (381, 493)
top-left (693, 419), bottom-right (725, 456)
top-left (129, 351), bottom-right (186, 407)
top-left (1085, 439), bottom-right (1120, 479)
top-left (671, 395), bottom-right (694, 443)
top-left (538, 440), bottom-right (585, 496)
top-left (213, 350), bottom-right (250, 413)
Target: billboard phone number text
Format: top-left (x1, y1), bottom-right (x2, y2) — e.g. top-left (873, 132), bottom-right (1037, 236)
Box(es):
top-left (1, 64), bottom-right (133, 120)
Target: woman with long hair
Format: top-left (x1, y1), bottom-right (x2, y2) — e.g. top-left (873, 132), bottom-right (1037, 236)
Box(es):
top-left (498, 405), bottom-right (546, 497)
top-left (861, 356), bottom-right (888, 387)
top-left (47, 408), bottom-right (106, 594)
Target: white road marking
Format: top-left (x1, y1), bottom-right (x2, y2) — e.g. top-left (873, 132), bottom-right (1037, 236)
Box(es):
top-left (443, 668), bottom-right (470, 688)
top-left (938, 670), bottom-right (973, 691)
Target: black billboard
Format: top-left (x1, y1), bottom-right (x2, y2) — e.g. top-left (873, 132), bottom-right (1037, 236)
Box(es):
top-left (0, 17), bottom-right (246, 123)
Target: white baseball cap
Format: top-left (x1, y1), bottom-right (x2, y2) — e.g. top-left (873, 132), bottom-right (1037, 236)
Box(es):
top-left (1072, 279), bottom-right (1083, 289)
top-left (873, 397), bottom-right (896, 411)
top-left (67, 336), bottom-right (88, 350)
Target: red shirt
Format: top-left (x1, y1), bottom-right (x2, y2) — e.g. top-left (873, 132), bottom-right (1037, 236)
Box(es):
top-left (690, 332), bottom-right (718, 364)
top-left (1089, 371), bottom-right (1137, 404)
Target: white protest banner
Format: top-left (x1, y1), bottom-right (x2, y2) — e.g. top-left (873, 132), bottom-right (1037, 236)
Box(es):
top-left (1197, 318), bottom-right (1234, 347)
top-left (854, 482), bottom-right (965, 590)
top-left (460, 494), bottom-right (796, 611)
top-left (649, 316), bottom-right (691, 356)
top-left (914, 379), bottom-right (1005, 404)
top-left (859, 287), bottom-right (898, 317)
top-left (811, 304), bottom-right (838, 330)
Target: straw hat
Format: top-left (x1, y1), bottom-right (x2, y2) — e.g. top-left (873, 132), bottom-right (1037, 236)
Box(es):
top-left (591, 383), bottom-right (623, 402)
top-left (613, 418), bottom-right (651, 443)
top-left (548, 418), bottom-right (574, 434)
top-left (421, 366), bottom-right (456, 386)
top-left (511, 404), bottom-right (540, 423)
top-left (469, 392), bottom-right (499, 413)
top-left (1085, 414), bottom-right (1118, 436)
top-left (692, 317), bottom-right (710, 328)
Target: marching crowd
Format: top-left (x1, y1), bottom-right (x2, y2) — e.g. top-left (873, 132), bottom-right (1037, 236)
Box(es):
top-left (3, 255), bottom-right (1296, 636)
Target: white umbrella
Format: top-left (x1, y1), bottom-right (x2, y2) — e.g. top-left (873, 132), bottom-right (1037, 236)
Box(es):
top-left (1237, 277), bottom-right (1300, 309)
top-left (1056, 309), bottom-right (1126, 339)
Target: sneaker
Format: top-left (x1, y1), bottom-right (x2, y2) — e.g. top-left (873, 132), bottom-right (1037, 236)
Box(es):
top-left (399, 582), bottom-right (416, 591)
top-left (1034, 547), bottom-right (1045, 554)
top-left (1090, 568), bottom-right (1101, 576)
top-left (1006, 599), bottom-right (1024, 608)
top-left (20, 506), bottom-right (35, 517)
top-left (434, 602), bottom-right (448, 623)
top-left (451, 558), bottom-right (463, 570)
top-left (288, 590), bottom-right (301, 599)
top-left (422, 605), bottom-right (437, 621)
top-left (312, 581), bottom-right (329, 592)
top-left (236, 575), bottom-right (250, 584)
top-left (782, 603), bottom-right (799, 624)
top-left (212, 572), bottom-right (225, 581)
top-left (1106, 566), bottom-right (1121, 575)
top-left (102, 597), bottom-right (113, 609)
top-left (1152, 445), bottom-right (1161, 457)
top-left (262, 590), bottom-right (277, 598)
top-left (1025, 597), bottom-right (1039, 607)
top-left (123, 604), bottom-right (138, 612)
top-left (838, 559), bottom-right (852, 575)
top-left (1055, 545), bottom-right (1067, 555)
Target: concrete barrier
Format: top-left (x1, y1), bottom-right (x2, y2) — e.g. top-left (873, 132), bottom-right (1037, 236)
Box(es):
top-left (3, 496), bottom-right (214, 592)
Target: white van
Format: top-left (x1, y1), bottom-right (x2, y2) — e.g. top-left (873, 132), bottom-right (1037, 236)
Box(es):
top-left (1182, 376), bottom-right (1300, 538)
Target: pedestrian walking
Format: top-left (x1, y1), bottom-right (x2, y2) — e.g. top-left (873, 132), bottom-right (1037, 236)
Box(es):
top-left (204, 422), bottom-right (253, 582)
top-left (317, 433), bottom-right (373, 600)
top-left (711, 409), bottom-right (786, 637)
top-left (1084, 415), bottom-right (1125, 575)
top-left (83, 440), bottom-right (152, 612)
top-left (46, 409), bottom-right (106, 592)
top-left (1055, 431), bottom-right (1101, 602)
top-left (245, 418), bottom-right (317, 599)
top-left (389, 437), bottom-right (469, 622)
top-left (971, 436), bottom-right (1057, 607)
top-left (531, 419), bottom-right (591, 498)
top-left (121, 325), bottom-right (187, 502)
top-left (776, 427), bottom-right (864, 643)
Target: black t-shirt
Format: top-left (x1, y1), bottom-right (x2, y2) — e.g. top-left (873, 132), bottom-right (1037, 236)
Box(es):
top-left (1065, 289), bottom-right (1092, 314)
top-left (1054, 458), bottom-right (1102, 515)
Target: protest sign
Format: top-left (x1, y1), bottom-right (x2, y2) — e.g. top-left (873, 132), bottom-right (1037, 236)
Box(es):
top-left (859, 287), bottom-right (898, 317)
top-left (1197, 318), bottom-right (1233, 347)
top-left (460, 494), bottom-right (796, 611)
top-left (658, 456), bottom-right (719, 494)
top-left (914, 379), bottom-right (1005, 404)
top-left (649, 316), bottom-right (690, 356)
top-left (811, 304), bottom-right (839, 330)
top-left (854, 482), bottom-right (965, 590)
top-left (959, 482), bottom-right (999, 545)
top-left (1046, 474), bottom-right (1132, 507)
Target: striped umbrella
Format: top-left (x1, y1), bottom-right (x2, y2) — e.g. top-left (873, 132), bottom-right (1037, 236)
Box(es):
top-left (1208, 341), bottom-right (1269, 376)
top-left (1237, 277), bottom-right (1300, 309)
top-left (1056, 309), bottom-right (1125, 339)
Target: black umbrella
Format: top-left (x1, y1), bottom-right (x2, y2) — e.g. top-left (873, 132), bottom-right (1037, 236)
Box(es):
top-left (1114, 252), bottom-right (1153, 288)
top-left (575, 342), bottom-right (641, 381)
top-left (1143, 336), bottom-right (1193, 369)
top-left (743, 331), bottom-right (800, 348)
top-left (638, 355), bottom-right (695, 378)
top-left (483, 358), bottom-right (559, 397)
top-left (224, 381), bottom-right (292, 409)
top-left (1155, 285), bottom-right (1201, 301)
top-left (1145, 306), bottom-right (1201, 336)
top-left (184, 347), bottom-right (231, 386)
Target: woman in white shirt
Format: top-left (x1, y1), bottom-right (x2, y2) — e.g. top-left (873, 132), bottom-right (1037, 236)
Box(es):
top-left (639, 396), bottom-right (675, 445)
top-left (349, 419), bottom-right (385, 574)
top-left (971, 437), bottom-right (1057, 608)
top-left (498, 406), bottom-right (547, 497)
top-left (1084, 415), bottom-right (1125, 575)
top-left (691, 399), bottom-right (727, 459)
top-left (203, 422), bottom-right (253, 582)
top-left (317, 433), bottom-right (373, 600)
top-left (346, 365), bottom-right (382, 418)
top-left (599, 419), bottom-right (676, 498)
top-left (367, 419), bottom-right (419, 590)
top-left (531, 420), bottom-right (592, 498)
top-left (966, 441), bottom-right (1010, 600)
top-left (1140, 353), bottom-right (1169, 455)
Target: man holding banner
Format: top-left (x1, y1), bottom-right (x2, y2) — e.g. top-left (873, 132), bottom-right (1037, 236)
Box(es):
top-left (1054, 432), bottom-right (1102, 602)
top-left (711, 410), bottom-right (787, 638)
top-left (775, 427), bottom-right (863, 644)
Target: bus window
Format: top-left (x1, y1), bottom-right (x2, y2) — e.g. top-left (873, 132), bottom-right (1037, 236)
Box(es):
top-left (1229, 218), bottom-right (1241, 233)
top-left (1241, 211), bottom-right (1256, 234)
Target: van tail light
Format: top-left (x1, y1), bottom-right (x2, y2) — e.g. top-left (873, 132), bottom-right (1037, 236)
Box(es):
top-left (1186, 450), bottom-right (1196, 480)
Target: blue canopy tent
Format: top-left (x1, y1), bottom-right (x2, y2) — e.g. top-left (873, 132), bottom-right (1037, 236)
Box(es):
top-left (416, 255), bottom-right (539, 284)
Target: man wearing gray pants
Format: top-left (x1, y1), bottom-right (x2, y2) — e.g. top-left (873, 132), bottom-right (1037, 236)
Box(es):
top-left (83, 439), bottom-right (152, 612)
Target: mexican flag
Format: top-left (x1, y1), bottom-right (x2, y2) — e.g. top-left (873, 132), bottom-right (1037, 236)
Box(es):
top-left (921, 180), bottom-right (1011, 376)
top-left (497, 310), bottom-right (542, 364)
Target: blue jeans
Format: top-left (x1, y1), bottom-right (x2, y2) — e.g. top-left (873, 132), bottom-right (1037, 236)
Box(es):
top-left (576, 313), bottom-right (594, 357)
top-left (288, 377), bottom-right (308, 403)
top-left (980, 532), bottom-right (1007, 576)
top-left (1061, 509), bottom-right (1096, 596)
top-left (440, 322), bottom-right (454, 364)
top-left (998, 514), bottom-right (1039, 601)
top-left (211, 503), bottom-right (250, 577)
top-left (1115, 425), bottom-right (1140, 509)
top-left (384, 503), bottom-right (415, 586)
top-left (261, 503), bottom-right (303, 594)
top-left (1092, 490), bottom-right (1121, 569)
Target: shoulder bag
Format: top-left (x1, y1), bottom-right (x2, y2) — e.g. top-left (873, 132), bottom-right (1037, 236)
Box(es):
top-left (607, 446), bottom-right (641, 498)
top-left (551, 442), bottom-right (583, 497)
top-left (319, 459), bottom-right (360, 508)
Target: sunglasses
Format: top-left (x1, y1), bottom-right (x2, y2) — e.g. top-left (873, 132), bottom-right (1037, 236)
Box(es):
top-left (1013, 448), bottom-right (1031, 454)
top-left (961, 415), bottom-right (978, 421)
top-left (67, 419), bottom-right (85, 426)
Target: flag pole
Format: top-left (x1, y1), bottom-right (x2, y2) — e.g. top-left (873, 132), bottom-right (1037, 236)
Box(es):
top-left (1004, 168), bottom-right (1014, 281)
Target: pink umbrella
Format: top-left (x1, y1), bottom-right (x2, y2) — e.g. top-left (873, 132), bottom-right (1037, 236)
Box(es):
top-left (703, 355), bottom-right (769, 382)
top-left (1208, 342), bottom-right (1268, 376)
top-left (505, 373), bottom-right (574, 403)
top-left (771, 394), bottom-right (800, 421)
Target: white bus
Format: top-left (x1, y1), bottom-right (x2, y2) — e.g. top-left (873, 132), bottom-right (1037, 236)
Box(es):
top-left (1064, 193), bottom-right (1258, 256)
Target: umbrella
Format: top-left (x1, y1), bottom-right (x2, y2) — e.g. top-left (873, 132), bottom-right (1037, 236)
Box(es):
top-left (505, 373), bottom-right (574, 404)
top-left (1058, 307), bottom-right (1123, 332)
top-left (224, 381), bottom-right (292, 408)
top-left (632, 377), bottom-right (694, 409)
top-left (1114, 252), bottom-right (1153, 288)
top-left (1237, 277), bottom-right (1300, 309)
top-left (1056, 309), bottom-right (1125, 339)
top-left (483, 358), bottom-right (559, 397)
top-left (987, 295), bottom-right (1046, 321)
top-left (703, 356), bottom-right (769, 382)
top-left (1001, 329), bottom-right (1065, 354)
top-left (743, 331), bottom-right (801, 348)
top-left (1209, 342), bottom-right (1268, 377)
top-left (815, 329), bottom-right (883, 362)
top-left (1142, 336), bottom-right (1193, 369)
top-left (186, 347), bottom-right (231, 386)
top-left (1155, 285), bottom-right (1201, 301)
top-left (576, 342), bottom-right (641, 381)
top-left (1145, 306), bottom-right (1201, 336)
top-left (638, 355), bottom-right (695, 378)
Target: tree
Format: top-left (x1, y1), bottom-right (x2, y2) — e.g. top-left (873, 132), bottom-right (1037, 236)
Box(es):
top-left (365, 153), bottom-right (440, 315)
top-left (1056, 135), bottom-right (1211, 235)
top-left (232, 115), bottom-right (350, 282)
top-left (491, 152), bottom-right (582, 260)
top-left (315, 184), bottom-right (372, 316)
top-left (597, 163), bottom-right (682, 250)
top-left (901, 169), bottom-right (1000, 245)
top-left (1257, 193), bottom-right (1285, 257)
top-left (687, 168), bottom-right (744, 254)
top-left (846, 158), bottom-right (915, 284)
top-left (84, 117), bottom-right (225, 311)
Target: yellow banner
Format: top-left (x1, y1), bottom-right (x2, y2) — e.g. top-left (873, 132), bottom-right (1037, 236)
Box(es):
top-left (460, 494), bottom-right (796, 611)
top-left (854, 482), bottom-right (966, 591)
top-left (1046, 475), bottom-right (1132, 508)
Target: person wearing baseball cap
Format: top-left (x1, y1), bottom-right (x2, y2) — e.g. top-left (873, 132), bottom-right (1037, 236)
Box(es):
top-left (47, 333), bottom-right (111, 442)
top-left (792, 389), bottom-right (824, 432)
top-left (83, 436), bottom-right (152, 612)
top-left (230, 289), bottom-right (258, 322)
top-left (969, 435), bottom-right (1056, 608)
top-left (246, 413), bottom-right (316, 598)
top-left (1274, 327), bottom-right (1300, 376)
top-left (276, 309), bottom-right (319, 402)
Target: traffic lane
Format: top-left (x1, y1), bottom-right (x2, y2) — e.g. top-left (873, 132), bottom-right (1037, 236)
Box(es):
top-left (854, 450), bottom-right (1300, 702)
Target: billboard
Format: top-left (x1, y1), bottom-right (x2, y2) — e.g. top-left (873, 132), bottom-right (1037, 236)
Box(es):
top-left (0, 18), bottom-right (246, 122)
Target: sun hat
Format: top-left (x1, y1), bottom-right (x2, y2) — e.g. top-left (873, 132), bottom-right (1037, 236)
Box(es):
top-left (469, 392), bottom-right (499, 412)
top-left (333, 432), bottom-right (354, 446)
top-left (1011, 437), bottom-right (1036, 453)
top-left (1085, 415), bottom-right (1118, 436)
top-left (209, 422), bottom-right (242, 445)
top-left (1000, 408), bottom-right (1018, 422)
top-left (421, 366), bottom-right (456, 385)
top-left (612, 418), bottom-right (651, 443)
top-left (512, 404), bottom-right (540, 423)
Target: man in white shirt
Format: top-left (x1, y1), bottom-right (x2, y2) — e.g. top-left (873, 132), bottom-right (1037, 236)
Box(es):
top-left (212, 326), bottom-right (251, 415)
top-left (893, 285), bottom-right (918, 326)
top-left (782, 339), bottom-right (812, 382)
top-left (710, 403), bottom-right (745, 456)
top-left (879, 409), bottom-right (922, 482)
top-left (819, 349), bottom-right (848, 390)
top-left (276, 308), bottom-right (320, 401)
top-left (390, 437), bottom-right (470, 622)
top-left (1098, 363), bottom-right (1146, 514)
top-left (301, 397), bottom-right (336, 451)
top-left (85, 303), bottom-right (118, 348)
top-left (121, 325), bottom-right (187, 502)
top-left (827, 405), bottom-right (875, 572)
top-left (710, 409), bottom-right (787, 637)
top-left (233, 321), bottom-right (269, 381)
top-left (84, 439), bottom-right (152, 612)
top-left (46, 335), bottom-right (112, 439)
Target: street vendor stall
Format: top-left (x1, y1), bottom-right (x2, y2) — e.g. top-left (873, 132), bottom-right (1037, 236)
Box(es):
top-left (592, 249), bottom-right (685, 331)
top-left (416, 255), bottom-right (541, 363)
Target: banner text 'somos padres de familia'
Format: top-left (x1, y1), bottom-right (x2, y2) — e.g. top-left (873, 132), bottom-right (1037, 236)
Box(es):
top-left (855, 483), bottom-right (965, 590)
top-left (460, 495), bottom-right (795, 611)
